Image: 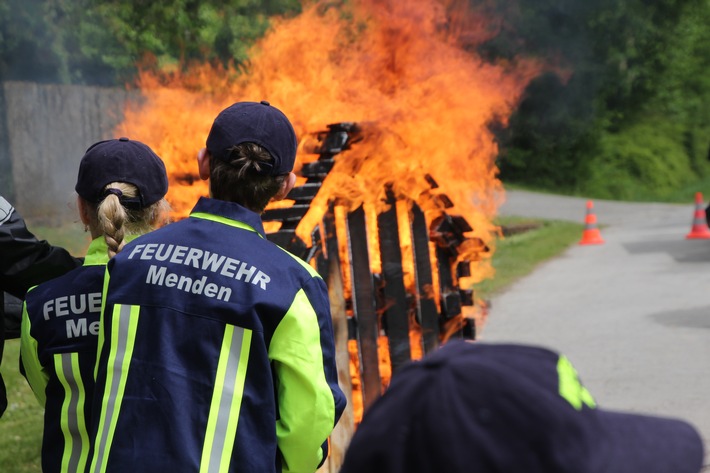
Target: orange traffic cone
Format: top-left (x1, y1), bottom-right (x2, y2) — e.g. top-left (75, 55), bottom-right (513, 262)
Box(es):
top-left (579, 200), bottom-right (604, 245)
top-left (685, 192), bottom-right (710, 239)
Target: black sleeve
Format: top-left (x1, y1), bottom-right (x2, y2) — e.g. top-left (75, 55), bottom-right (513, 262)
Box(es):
top-left (3, 293), bottom-right (22, 340)
top-left (0, 197), bottom-right (82, 417)
top-left (0, 196), bottom-right (83, 299)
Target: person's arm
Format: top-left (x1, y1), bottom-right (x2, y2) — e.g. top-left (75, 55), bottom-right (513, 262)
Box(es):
top-left (270, 276), bottom-right (347, 473)
top-left (3, 292), bottom-right (22, 339)
top-left (19, 297), bottom-right (48, 406)
top-left (0, 196), bottom-right (82, 299)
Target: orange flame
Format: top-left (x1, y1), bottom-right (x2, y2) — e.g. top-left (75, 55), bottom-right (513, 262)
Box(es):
top-left (114, 0), bottom-right (542, 424)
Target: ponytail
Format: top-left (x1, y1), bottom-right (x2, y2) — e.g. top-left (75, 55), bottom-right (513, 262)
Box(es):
top-left (97, 182), bottom-right (132, 257)
top-left (209, 142), bottom-right (286, 212)
top-left (88, 182), bottom-right (171, 258)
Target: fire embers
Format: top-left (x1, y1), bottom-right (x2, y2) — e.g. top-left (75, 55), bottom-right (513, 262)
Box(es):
top-left (263, 123), bottom-right (489, 421)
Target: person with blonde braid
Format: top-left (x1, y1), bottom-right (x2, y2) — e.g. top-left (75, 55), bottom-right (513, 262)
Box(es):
top-left (19, 137), bottom-right (169, 473)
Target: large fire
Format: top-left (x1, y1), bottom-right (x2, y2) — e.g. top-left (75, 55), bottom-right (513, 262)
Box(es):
top-left (114, 0), bottom-right (541, 424)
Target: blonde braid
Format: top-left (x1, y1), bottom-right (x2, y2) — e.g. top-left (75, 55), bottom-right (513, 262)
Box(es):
top-left (96, 182), bottom-right (134, 258)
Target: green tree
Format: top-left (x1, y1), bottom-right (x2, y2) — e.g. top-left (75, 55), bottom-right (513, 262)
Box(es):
top-left (584, 0), bottom-right (710, 198)
top-left (485, 0), bottom-right (710, 197)
top-left (649, 0), bottom-right (710, 173)
top-left (0, 0), bottom-right (301, 85)
top-left (0, 0), bottom-right (68, 82)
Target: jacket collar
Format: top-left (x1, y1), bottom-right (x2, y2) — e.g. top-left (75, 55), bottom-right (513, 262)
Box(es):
top-left (189, 197), bottom-right (266, 237)
top-left (84, 234), bottom-right (140, 266)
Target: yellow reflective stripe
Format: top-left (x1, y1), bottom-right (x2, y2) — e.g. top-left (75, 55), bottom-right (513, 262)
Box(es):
top-left (20, 301), bottom-right (48, 406)
top-left (54, 352), bottom-right (90, 473)
top-left (190, 212), bottom-right (263, 238)
top-left (557, 355), bottom-right (596, 410)
top-left (90, 304), bottom-right (140, 473)
top-left (200, 326), bottom-right (252, 473)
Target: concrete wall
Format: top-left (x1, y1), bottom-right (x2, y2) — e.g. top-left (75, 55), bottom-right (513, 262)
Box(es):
top-left (1, 81), bottom-right (137, 224)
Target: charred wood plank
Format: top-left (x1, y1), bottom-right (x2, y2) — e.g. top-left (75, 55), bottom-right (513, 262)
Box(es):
top-left (430, 214), bottom-right (473, 255)
top-left (436, 245), bottom-right (463, 339)
top-left (320, 129), bottom-right (350, 153)
top-left (457, 261), bottom-right (471, 278)
top-left (323, 210), bottom-right (355, 469)
top-left (315, 203), bottom-right (337, 280)
top-left (261, 204), bottom-right (310, 222)
top-left (410, 204), bottom-right (439, 354)
top-left (286, 182), bottom-right (322, 201)
top-left (300, 160), bottom-right (335, 178)
top-left (304, 225), bottom-right (322, 263)
top-left (347, 205), bottom-right (381, 409)
top-left (377, 187), bottom-right (411, 374)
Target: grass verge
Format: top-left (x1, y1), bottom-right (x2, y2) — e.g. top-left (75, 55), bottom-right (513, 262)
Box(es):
top-left (0, 340), bottom-right (43, 472)
top-left (473, 216), bottom-right (585, 300)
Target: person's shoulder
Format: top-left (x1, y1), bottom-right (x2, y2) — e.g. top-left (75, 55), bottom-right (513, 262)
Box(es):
top-left (270, 243), bottom-right (321, 279)
top-left (24, 264), bottom-right (98, 304)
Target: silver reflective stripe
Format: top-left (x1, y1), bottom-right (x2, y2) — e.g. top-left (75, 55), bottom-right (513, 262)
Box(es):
top-left (201, 326), bottom-right (249, 473)
top-left (57, 352), bottom-right (84, 472)
top-left (92, 304), bottom-right (134, 473)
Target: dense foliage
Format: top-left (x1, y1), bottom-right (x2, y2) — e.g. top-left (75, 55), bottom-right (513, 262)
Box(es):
top-left (0, 0), bottom-right (708, 200)
top-left (0, 0), bottom-right (300, 85)
top-left (487, 0), bottom-right (710, 199)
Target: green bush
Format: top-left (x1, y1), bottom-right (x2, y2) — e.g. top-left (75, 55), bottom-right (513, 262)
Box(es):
top-left (582, 119), bottom-right (699, 200)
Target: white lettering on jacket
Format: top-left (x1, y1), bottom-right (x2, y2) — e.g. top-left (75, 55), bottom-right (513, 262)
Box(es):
top-left (43, 293), bottom-right (102, 320)
top-left (66, 318), bottom-right (100, 338)
top-left (128, 243), bottom-right (271, 290)
top-left (146, 265), bottom-right (233, 302)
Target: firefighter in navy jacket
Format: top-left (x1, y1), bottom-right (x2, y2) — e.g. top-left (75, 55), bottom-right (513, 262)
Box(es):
top-left (90, 102), bottom-right (346, 473)
top-left (20, 138), bottom-right (169, 473)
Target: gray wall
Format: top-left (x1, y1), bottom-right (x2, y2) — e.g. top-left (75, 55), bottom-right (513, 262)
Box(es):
top-left (1, 81), bottom-right (137, 224)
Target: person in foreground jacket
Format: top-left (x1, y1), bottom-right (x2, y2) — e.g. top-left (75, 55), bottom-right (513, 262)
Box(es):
top-left (89, 101), bottom-right (346, 473)
top-left (0, 195), bottom-right (82, 418)
top-left (340, 340), bottom-right (705, 473)
top-left (20, 137), bottom-right (170, 473)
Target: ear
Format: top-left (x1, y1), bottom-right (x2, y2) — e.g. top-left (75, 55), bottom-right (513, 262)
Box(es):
top-left (273, 172), bottom-right (297, 201)
top-left (197, 147), bottom-right (211, 181)
top-left (77, 196), bottom-right (91, 225)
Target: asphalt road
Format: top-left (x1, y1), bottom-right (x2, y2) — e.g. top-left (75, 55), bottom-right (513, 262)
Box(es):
top-left (481, 189), bottom-right (710, 461)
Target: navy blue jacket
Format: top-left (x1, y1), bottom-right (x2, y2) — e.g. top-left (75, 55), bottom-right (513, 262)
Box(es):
top-left (90, 197), bottom-right (346, 473)
top-left (21, 238), bottom-right (112, 473)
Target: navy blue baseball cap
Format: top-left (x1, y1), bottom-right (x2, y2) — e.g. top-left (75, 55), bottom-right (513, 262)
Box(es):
top-left (75, 137), bottom-right (168, 208)
top-left (341, 340), bottom-right (704, 473)
top-left (205, 100), bottom-right (297, 176)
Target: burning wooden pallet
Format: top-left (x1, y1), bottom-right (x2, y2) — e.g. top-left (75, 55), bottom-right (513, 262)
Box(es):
top-left (263, 122), bottom-right (487, 416)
